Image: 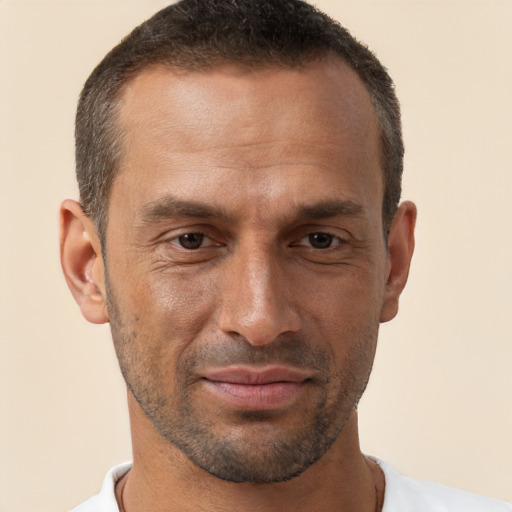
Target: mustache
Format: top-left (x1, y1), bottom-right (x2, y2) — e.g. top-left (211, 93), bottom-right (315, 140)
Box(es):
top-left (182, 335), bottom-right (331, 374)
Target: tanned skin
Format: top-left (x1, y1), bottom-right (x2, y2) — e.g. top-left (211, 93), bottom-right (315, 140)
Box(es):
top-left (60, 59), bottom-right (415, 512)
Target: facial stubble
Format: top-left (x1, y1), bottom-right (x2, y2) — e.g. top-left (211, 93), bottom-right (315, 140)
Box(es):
top-left (105, 271), bottom-right (378, 484)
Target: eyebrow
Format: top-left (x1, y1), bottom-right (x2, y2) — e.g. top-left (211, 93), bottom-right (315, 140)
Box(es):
top-left (140, 196), bottom-right (232, 224)
top-left (292, 200), bottom-right (365, 221)
top-left (139, 195), bottom-right (365, 225)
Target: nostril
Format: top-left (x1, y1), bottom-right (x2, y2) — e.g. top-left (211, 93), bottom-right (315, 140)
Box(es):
top-left (218, 304), bottom-right (301, 347)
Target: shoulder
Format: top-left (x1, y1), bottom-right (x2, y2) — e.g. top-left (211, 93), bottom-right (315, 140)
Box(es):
top-left (375, 458), bottom-right (512, 512)
top-left (70, 462), bottom-right (132, 512)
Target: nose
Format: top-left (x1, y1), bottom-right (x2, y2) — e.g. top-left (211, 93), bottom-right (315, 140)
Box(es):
top-left (217, 244), bottom-right (301, 346)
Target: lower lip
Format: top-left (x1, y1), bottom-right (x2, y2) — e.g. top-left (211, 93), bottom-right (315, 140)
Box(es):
top-left (203, 380), bottom-right (306, 410)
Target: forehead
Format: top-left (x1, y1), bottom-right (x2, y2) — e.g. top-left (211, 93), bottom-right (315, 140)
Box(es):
top-left (111, 59), bottom-right (382, 223)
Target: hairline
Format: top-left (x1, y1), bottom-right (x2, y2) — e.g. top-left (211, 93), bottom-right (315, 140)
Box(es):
top-left (96, 53), bottom-right (395, 246)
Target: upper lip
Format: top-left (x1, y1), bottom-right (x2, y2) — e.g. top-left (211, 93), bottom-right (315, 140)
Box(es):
top-left (202, 365), bottom-right (312, 385)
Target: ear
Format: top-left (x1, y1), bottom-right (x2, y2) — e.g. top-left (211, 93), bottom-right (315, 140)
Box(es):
top-left (380, 201), bottom-right (417, 323)
top-left (60, 199), bottom-right (109, 324)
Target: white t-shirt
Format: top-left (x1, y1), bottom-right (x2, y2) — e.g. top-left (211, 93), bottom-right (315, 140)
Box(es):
top-left (71, 458), bottom-right (512, 512)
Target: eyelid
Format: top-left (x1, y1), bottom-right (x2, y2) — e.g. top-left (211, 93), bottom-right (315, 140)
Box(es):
top-left (168, 231), bottom-right (222, 249)
top-left (154, 222), bottom-right (222, 243)
top-left (300, 233), bottom-right (345, 248)
top-left (290, 228), bottom-right (350, 247)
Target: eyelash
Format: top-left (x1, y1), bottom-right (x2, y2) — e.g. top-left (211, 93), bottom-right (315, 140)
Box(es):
top-left (168, 231), bottom-right (348, 251)
top-left (170, 232), bottom-right (220, 250)
top-left (294, 232), bottom-right (348, 250)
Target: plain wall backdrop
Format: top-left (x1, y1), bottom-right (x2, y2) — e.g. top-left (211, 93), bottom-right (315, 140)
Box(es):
top-left (0, 1), bottom-right (511, 510)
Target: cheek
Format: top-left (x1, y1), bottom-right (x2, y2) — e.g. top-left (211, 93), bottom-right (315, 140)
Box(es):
top-left (107, 270), bottom-right (220, 401)
top-left (295, 268), bottom-right (384, 366)
top-left (298, 266), bottom-right (385, 322)
top-left (117, 268), bottom-right (221, 353)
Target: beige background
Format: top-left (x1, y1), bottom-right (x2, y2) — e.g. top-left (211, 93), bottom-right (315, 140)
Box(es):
top-left (1, 1), bottom-right (511, 510)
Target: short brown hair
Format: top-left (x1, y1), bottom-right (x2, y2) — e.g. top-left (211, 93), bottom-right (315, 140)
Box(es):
top-left (75, 0), bottom-right (403, 240)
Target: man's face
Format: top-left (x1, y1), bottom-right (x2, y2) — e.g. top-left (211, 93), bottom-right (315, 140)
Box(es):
top-left (105, 60), bottom-right (389, 483)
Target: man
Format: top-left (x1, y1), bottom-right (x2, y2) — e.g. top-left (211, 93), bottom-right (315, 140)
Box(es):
top-left (59, 1), bottom-right (511, 511)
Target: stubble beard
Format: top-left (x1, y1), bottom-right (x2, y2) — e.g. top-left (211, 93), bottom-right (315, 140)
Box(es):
top-left (105, 277), bottom-right (377, 484)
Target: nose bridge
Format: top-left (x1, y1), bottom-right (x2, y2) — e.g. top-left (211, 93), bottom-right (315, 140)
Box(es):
top-left (218, 237), bottom-right (300, 345)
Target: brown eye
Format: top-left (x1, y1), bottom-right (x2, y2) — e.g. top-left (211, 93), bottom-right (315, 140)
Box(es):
top-left (308, 232), bottom-right (334, 249)
top-left (177, 233), bottom-right (205, 249)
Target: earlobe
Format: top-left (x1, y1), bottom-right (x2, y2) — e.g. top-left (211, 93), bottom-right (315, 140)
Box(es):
top-left (379, 201), bottom-right (417, 323)
top-left (60, 199), bottom-right (109, 324)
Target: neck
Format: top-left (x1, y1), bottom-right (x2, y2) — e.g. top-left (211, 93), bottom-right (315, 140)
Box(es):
top-left (118, 392), bottom-right (383, 512)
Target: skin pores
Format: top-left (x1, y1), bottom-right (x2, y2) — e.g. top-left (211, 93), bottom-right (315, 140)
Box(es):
top-left (102, 60), bottom-right (398, 484)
